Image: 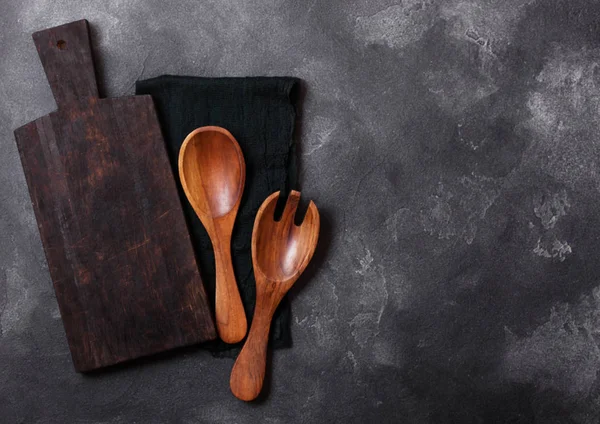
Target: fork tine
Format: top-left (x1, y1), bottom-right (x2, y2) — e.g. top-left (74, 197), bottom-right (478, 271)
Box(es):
top-left (303, 200), bottom-right (320, 226)
top-left (282, 190), bottom-right (301, 220)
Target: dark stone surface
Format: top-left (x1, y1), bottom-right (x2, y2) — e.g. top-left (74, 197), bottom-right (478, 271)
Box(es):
top-left (2, 1), bottom-right (600, 422)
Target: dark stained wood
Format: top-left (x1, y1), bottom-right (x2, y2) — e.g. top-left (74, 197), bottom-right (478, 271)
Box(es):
top-left (229, 190), bottom-right (320, 401)
top-left (179, 126), bottom-right (247, 344)
top-left (13, 20), bottom-right (216, 372)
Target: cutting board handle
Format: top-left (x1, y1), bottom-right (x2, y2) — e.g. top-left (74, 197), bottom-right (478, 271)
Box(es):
top-left (32, 19), bottom-right (99, 108)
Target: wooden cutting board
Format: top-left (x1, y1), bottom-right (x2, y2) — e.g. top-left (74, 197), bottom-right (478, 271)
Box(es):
top-left (14, 20), bottom-right (216, 372)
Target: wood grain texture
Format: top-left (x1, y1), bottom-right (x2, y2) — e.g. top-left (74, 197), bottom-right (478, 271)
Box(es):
top-left (179, 126), bottom-right (247, 344)
top-left (13, 19), bottom-right (216, 372)
top-left (230, 190), bottom-right (319, 401)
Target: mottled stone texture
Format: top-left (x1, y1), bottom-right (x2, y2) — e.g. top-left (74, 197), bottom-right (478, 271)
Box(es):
top-left (2, 0), bottom-right (600, 422)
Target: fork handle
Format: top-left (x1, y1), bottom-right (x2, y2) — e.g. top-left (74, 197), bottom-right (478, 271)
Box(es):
top-left (230, 277), bottom-right (285, 401)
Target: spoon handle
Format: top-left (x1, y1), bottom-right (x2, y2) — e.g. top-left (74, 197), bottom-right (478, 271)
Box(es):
top-left (214, 235), bottom-right (247, 344)
top-left (230, 277), bottom-right (283, 401)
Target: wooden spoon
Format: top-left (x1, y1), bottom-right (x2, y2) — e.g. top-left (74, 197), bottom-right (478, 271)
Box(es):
top-left (179, 126), bottom-right (247, 344)
top-left (230, 190), bottom-right (320, 401)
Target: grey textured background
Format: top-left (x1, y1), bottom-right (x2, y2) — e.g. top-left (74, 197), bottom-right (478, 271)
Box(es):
top-left (2, 0), bottom-right (600, 422)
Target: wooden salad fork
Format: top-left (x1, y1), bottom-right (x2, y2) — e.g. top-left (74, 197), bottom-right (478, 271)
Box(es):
top-left (230, 190), bottom-right (320, 401)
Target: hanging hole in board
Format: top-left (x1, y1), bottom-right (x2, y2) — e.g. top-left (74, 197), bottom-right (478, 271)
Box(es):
top-left (56, 40), bottom-right (67, 50)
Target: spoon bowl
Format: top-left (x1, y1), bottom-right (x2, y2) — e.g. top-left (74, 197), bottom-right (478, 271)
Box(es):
top-left (179, 126), bottom-right (248, 344)
top-left (179, 127), bottom-right (244, 217)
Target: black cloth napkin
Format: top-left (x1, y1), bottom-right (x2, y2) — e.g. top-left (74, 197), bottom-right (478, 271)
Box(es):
top-left (136, 75), bottom-right (299, 355)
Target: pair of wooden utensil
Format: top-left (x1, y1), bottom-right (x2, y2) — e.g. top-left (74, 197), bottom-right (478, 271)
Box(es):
top-left (178, 126), bottom-right (320, 401)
